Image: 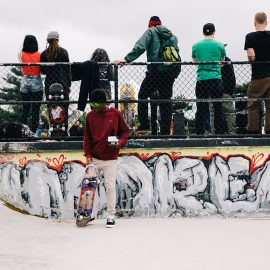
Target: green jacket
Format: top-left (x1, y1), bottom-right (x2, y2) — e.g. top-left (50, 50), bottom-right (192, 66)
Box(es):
top-left (125, 25), bottom-right (180, 74)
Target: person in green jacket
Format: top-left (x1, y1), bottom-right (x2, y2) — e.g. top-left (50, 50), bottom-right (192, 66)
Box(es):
top-left (117, 16), bottom-right (180, 135)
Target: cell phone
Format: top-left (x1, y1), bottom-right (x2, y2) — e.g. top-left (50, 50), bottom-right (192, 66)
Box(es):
top-left (108, 136), bottom-right (118, 145)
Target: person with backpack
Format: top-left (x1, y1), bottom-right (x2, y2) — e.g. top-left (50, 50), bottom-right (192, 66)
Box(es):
top-left (116, 16), bottom-right (181, 135)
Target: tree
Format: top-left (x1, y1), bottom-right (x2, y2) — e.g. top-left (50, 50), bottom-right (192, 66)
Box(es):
top-left (234, 83), bottom-right (249, 97)
top-left (172, 95), bottom-right (192, 113)
top-left (172, 95), bottom-right (194, 135)
top-left (0, 67), bottom-right (22, 121)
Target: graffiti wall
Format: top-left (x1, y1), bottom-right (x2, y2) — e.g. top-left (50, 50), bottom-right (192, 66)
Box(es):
top-left (0, 146), bottom-right (270, 219)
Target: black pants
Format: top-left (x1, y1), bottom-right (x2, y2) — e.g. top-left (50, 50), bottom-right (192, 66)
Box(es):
top-left (20, 91), bottom-right (43, 132)
top-left (138, 71), bottom-right (175, 135)
top-left (195, 79), bottom-right (226, 135)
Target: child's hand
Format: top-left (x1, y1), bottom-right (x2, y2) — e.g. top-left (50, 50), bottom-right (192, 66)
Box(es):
top-left (86, 157), bottom-right (92, 165)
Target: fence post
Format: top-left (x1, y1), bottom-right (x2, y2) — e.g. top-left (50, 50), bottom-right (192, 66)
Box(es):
top-left (114, 64), bottom-right (119, 109)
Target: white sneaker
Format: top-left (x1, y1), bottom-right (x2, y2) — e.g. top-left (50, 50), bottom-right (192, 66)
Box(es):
top-left (106, 216), bottom-right (116, 228)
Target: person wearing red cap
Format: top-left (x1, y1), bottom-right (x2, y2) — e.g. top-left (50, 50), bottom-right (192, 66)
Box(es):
top-left (116, 16), bottom-right (180, 135)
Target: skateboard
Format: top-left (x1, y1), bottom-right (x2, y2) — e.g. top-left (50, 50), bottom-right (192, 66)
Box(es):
top-left (68, 109), bottom-right (83, 133)
top-left (120, 83), bottom-right (136, 128)
top-left (76, 164), bottom-right (100, 227)
top-left (47, 83), bottom-right (67, 137)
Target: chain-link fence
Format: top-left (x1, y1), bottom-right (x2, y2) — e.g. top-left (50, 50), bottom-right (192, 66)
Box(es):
top-left (0, 61), bottom-right (269, 141)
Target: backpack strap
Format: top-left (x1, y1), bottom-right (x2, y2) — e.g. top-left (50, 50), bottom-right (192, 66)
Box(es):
top-left (151, 27), bottom-right (165, 49)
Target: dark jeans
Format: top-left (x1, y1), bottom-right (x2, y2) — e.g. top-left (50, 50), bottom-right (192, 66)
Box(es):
top-left (138, 71), bottom-right (175, 135)
top-left (195, 79), bottom-right (226, 135)
top-left (20, 91), bottom-right (43, 132)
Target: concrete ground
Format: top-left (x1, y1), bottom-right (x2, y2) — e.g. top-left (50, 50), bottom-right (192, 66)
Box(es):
top-left (0, 201), bottom-right (270, 270)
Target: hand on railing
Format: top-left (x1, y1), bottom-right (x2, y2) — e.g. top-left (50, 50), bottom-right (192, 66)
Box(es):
top-left (114, 59), bottom-right (126, 67)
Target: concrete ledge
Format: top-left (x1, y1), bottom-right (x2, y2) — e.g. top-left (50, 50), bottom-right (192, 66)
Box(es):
top-left (1, 137), bottom-right (270, 219)
top-left (0, 137), bottom-right (270, 152)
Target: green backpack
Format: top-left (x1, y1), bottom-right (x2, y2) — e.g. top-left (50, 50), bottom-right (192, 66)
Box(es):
top-left (162, 44), bottom-right (182, 77)
top-left (163, 46), bottom-right (181, 62)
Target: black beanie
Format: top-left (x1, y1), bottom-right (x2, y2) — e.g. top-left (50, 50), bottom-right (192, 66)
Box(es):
top-left (90, 89), bottom-right (107, 103)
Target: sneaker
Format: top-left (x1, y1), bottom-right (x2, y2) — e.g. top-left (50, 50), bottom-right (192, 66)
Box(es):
top-left (106, 216), bottom-right (116, 228)
top-left (89, 215), bottom-right (95, 222)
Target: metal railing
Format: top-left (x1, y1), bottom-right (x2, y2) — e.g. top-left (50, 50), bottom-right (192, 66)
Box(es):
top-left (0, 61), bottom-right (269, 141)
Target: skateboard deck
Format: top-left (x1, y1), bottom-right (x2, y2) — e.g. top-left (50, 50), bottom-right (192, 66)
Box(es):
top-left (68, 110), bottom-right (83, 132)
top-left (48, 83), bottom-right (67, 137)
top-left (120, 83), bottom-right (136, 128)
top-left (76, 164), bottom-right (100, 227)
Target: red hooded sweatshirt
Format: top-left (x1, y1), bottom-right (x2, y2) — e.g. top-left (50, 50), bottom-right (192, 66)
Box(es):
top-left (83, 107), bottom-right (129, 160)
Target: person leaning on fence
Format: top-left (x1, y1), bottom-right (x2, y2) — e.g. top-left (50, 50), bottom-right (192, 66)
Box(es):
top-left (83, 89), bottom-right (129, 228)
top-left (116, 16), bottom-right (180, 135)
top-left (71, 60), bottom-right (99, 112)
top-left (210, 46), bottom-right (237, 134)
top-left (244, 12), bottom-right (270, 134)
top-left (90, 48), bottom-right (114, 100)
top-left (192, 23), bottom-right (227, 135)
top-left (18, 35), bottom-right (43, 133)
top-left (221, 47), bottom-right (237, 134)
top-left (40, 31), bottom-right (71, 130)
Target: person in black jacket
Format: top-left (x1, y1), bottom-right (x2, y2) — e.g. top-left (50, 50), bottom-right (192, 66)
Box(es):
top-left (40, 31), bottom-right (71, 133)
top-left (209, 46), bottom-right (236, 134)
top-left (71, 61), bottom-right (99, 112)
top-left (221, 48), bottom-right (236, 134)
top-left (90, 48), bottom-right (114, 100)
top-left (67, 60), bottom-right (99, 134)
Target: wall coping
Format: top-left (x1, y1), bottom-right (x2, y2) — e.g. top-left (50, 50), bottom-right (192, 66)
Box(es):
top-left (0, 137), bottom-right (270, 152)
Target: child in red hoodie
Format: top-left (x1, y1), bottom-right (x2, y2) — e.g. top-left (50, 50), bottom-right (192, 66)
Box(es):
top-left (83, 89), bottom-right (129, 228)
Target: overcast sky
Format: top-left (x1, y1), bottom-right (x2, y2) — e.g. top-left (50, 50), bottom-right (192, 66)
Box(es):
top-left (0, 0), bottom-right (269, 63)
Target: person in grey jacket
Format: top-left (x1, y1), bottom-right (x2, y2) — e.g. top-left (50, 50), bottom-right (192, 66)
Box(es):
top-left (117, 16), bottom-right (180, 135)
